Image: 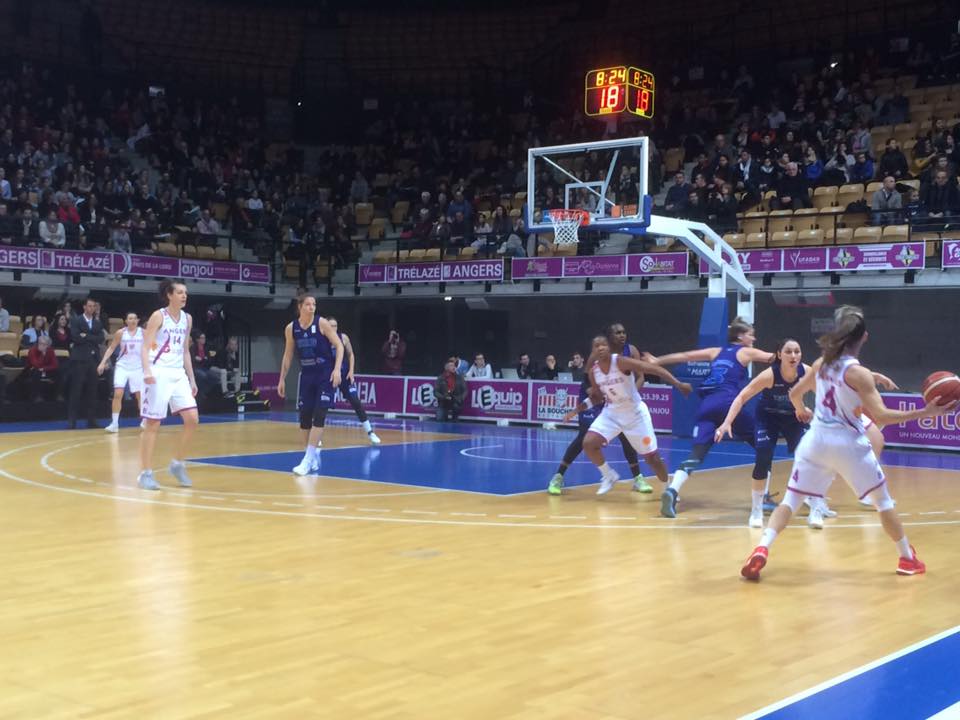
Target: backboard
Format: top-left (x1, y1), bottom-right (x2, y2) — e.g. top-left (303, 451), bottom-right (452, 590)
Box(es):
top-left (525, 136), bottom-right (651, 235)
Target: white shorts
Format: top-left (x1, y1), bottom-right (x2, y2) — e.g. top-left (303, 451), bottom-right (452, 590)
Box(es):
top-left (587, 403), bottom-right (658, 456)
top-left (113, 364), bottom-right (144, 394)
top-left (787, 428), bottom-right (885, 500)
top-left (141, 367), bottom-right (196, 420)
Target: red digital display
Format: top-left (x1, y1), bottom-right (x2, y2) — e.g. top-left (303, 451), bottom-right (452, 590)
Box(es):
top-left (584, 65), bottom-right (654, 119)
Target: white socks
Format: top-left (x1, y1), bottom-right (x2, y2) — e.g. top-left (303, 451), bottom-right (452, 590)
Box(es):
top-left (759, 528), bottom-right (778, 548)
top-left (751, 490), bottom-right (764, 512)
top-left (362, 420), bottom-right (372, 433)
top-left (304, 444), bottom-right (320, 463)
top-left (111, 412), bottom-right (119, 425)
top-left (669, 469), bottom-right (689, 492)
top-left (896, 536), bottom-right (912, 559)
top-left (598, 462), bottom-right (614, 477)
top-left (763, 472), bottom-right (771, 496)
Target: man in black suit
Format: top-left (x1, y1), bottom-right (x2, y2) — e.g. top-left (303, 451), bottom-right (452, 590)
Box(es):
top-left (68, 297), bottom-right (104, 428)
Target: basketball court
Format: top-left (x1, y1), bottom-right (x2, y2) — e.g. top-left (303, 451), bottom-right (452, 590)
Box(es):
top-left (2, 413), bottom-right (960, 718)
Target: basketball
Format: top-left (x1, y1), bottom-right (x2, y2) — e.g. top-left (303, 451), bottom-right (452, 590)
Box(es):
top-left (921, 372), bottom-right (960, 405)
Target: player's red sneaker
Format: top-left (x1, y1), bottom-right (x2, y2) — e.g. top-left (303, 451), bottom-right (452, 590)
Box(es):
top-left (896, 546), bottom-right (926, 576)
top-left (740, 546), bottom-right (768, 581)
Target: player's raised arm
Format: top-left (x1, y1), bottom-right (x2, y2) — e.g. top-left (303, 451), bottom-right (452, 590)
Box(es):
top-left (737, 347), bottom-right (776, 365)
top-left (616, 355), bottom-right (692, 396)
top-left (848, 364), bottom-right (956, 426)
top-left (642, 347), bottom-right (721, 366)
top-left (277, 322), bottom-right (295, 399)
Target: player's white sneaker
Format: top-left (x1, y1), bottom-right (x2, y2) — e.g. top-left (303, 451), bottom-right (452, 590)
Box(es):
top-left (368, 431), bottom-right (381, 445)
top-left (748, 510), bottom-right (764, 528)
top-left (138, 470), bottom-right (159, 491)
top-left (808, 506), bottom-right (824, 529)
top-left (104, 423), bottom-right (119, 433)
top-left (169, 460), bottom-right (192, 488)
top-left (292, 459), bottom-right (313, 476)
top-left (596, 471), bottom-right (620, 496)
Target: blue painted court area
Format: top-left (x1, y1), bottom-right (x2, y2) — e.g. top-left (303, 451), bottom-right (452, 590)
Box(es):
top-left (743, 626), bottom-right (960, 720)
top-left (191, 416), bottom-right (796, 495)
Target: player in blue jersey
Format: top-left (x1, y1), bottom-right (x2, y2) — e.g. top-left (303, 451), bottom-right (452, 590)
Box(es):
top-left (714, 338), bottom-right (822, 528)
top-left (642, 317), bottom-right (775, 518)
top-left (326, 317), bottom-right (381, 445)
top-left (277, 295), bottom-right (344, 476)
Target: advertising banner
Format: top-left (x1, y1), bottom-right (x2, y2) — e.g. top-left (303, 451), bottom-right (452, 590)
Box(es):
top-left (357, 259), bottom-right (504, 285)
top-left (333, 375), bottom-right (406, 414)
top-left (881, 393), bottom-right (960, 450)
top-left (460, 379), bottom-right (530, 420)
top-left (511, 252), bottom-right (688, 280)
top-left (0, 247), bottom-right (270, 284)
top-left (698, 243), bottom-right (926, 275)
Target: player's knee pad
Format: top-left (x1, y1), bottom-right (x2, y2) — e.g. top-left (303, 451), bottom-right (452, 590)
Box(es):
top-left (781, 489), bottom-right (807, 512)
top-left (312, 407), bottom-right (328, 428)
top-left (299, 408), bottom-right (313, 430)
top-left (869, 484), bottom-right (896, 512)
top-left (752, 449), bottom-right (774, 480)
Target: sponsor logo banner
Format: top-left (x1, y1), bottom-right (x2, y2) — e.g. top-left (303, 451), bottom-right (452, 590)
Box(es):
top-left (0, 248), bottom-right (270, 284)
top-left (358, 260), bottom-right (504, 285)
top-left (512, 252), bottom-right (688, 280)
top-left (698, 243), bottom-right (925, 275)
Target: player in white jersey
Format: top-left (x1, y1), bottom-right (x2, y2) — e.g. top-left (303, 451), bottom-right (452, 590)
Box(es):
top-left (579, 335), bottom-right (691, 495)
top-left (98, 312), bottom-right (144, 433)
top-left (137, 279), bottom-right (199, 491)
top-left (741, 306), bottom-right (956, 580)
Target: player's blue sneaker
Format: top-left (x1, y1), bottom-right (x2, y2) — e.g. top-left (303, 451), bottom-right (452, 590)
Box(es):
top-left (138, 470), bottom-right (159, 491)
top-left (660, 488), bottom-right (678, 518)
top-left (169, 460), bottom-right (192, 488)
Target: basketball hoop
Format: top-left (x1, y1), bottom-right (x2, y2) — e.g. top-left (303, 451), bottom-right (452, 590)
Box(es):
top-left (547, 209), bottom-right (590, 246)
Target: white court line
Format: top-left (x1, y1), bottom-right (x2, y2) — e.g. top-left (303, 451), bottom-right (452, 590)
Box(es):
top-left (272, 502), bottom-right (303, 508)
top-left (358, 507), bottom-right (390, 513)
top-left (313, 505), bottom-right (345, 511)
top-left (550, 515), bottom-right (587, 520)
top-left (234, 499), bottom-right (261, 505)
top-left (499, 514), bottom-right (536, 519)
top-left (919, 511), bottom-right (948, 516)
top-left (450, 512), bottom-right (487, 517)
top-left (401, 510), bottom-right (439, 516)
top-left (739, 625), bottom-right (960, 720)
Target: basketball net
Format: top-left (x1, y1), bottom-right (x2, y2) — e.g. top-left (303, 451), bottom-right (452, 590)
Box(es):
top-left (547, 209), bottom-right (589, 246)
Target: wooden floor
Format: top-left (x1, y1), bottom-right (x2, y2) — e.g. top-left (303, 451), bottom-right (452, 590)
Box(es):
top-left (1, 418), bottom-right (959, 719)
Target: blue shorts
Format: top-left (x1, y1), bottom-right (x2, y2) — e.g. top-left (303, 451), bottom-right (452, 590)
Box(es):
top-left (578, 407), bottom-right (601, 430)
top-left (692, 390), bottom-right (755, 445)
top-left (297, 371), bottom-right (334, 412)
top-left (755, 412), bottom-right (807, 453)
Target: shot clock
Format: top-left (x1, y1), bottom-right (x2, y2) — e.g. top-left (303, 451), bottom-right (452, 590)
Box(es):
top-left (584, 66), bottom-right (655, 119)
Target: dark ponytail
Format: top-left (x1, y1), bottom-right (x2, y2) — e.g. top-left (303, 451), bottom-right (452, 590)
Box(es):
top-left (818, 305), bottom-right (866, 368)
